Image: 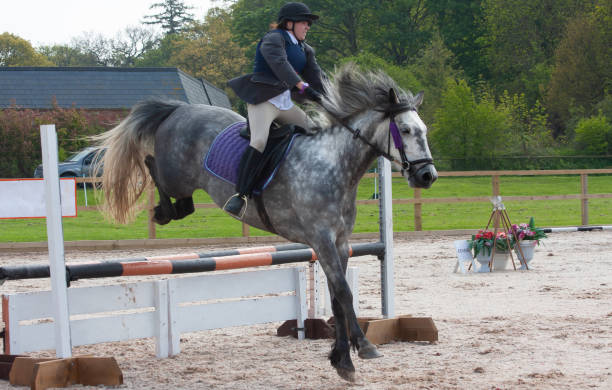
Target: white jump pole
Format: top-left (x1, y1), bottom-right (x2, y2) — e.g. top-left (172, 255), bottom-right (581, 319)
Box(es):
top-left (41, 124), bottom-right (72, 358)
top-left (378, 157), bottom-right (395, 318)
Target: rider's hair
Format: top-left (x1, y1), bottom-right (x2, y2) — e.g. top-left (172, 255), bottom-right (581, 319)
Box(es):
top-left (270, 21), bottom-right (291, 30)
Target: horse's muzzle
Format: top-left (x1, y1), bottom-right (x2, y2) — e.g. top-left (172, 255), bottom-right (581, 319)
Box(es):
top-left (410, 163), bottom-right (438, 188)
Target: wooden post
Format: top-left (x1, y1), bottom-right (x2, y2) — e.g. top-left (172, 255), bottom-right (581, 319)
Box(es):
top-left (40, 125), bottom-right (72, 358)
top-left (148, 185), bottom-right (156, 239)
top-left (242, 222), bottom-right (250, 237)
top-left (581, 173), bottom-right (589, 226)
top-left (492, 175), bottom-right (500, 229)
top-left (414, 188), bottom-right (422, 231)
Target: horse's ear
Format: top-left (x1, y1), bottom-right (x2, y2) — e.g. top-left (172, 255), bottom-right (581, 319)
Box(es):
top-left (414, 91), bottom-right (424, 108)
top-left (389, 88), bottom-right (399, 104)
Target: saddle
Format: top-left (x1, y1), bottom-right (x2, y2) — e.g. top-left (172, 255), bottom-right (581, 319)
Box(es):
top-left (204, 121), bottom-right (307, 194)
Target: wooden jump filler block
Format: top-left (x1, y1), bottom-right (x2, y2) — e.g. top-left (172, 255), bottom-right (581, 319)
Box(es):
top-left (0, 354), bottom-right (24, 380)
top-left (8, 356), bottom-right (123, 390)
top-left (278, 315), bottom-right (438, 344)
top-left (358, 316), bottom-right (438, 344)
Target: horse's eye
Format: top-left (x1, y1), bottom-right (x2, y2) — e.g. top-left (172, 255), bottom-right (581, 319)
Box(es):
top-left (403, 128), bottom-right (411, 135)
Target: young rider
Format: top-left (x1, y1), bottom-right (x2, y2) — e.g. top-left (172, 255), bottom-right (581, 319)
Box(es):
top-left (225, 2), bottom-right (324, 217)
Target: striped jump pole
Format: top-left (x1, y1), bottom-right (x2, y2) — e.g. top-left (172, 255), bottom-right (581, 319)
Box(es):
top-left (116, 242), bottom-right (310, 263)
top-left (0, 242), bottom-right (309, 282)
top-left (542, 226), bottom-right (612, 233)
top-left (0, 242), bottom-right (384, 283)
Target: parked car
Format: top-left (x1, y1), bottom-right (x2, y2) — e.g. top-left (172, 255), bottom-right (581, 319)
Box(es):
top-left (33, 147), bottom-right (104, 180)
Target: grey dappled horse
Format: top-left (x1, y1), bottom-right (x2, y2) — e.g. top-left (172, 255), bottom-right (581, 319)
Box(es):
top-left (95, 64), bottom-right (437, 381)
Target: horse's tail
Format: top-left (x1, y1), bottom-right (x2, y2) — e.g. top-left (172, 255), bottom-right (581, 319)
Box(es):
top-left (93, 99), bottom-right (185, 224)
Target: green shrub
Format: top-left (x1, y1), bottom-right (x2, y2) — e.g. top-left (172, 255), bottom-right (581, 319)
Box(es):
top-left (574, 113), bottom-right (612, 155)
top-left (0, 107), bottom-right (126, 178)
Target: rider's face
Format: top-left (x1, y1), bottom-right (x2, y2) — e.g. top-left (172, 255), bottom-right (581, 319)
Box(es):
top-left (290, 20), bottom-right (311, 41)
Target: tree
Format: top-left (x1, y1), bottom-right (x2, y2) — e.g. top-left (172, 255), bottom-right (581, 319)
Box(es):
top-left (66, 27), bottom-right (159, 67)
top-left (38, 44), bottom-right (100, 66)
top-left (134, 34), bottom-right (182, 67)
top-left (229, 0), bottom-right (435, 69)
top-left (482, 0), bottom-right (597, 104)
top-left (143, 0), bottom-right (195, 35)
top-left (431, 79), bottom-right (511, 169)
top-left (168, 7), bottom-right (249, 104)
top-left (546, 6), bottom-right (612, 136)
top-left (411, 32), bottom-right (462, 123)
top-left (0, 33), bottom-right (53, 66)
top-left (363, 0), bottom-right (433, 66)
top-left (499, 91), bottom-right (554, 156)
top-left (427, 0), bottom-right (486, 82)
top-left (110, 26), bottom-right (160, 66)
top-left (229, 0), bottom-right (291, 61)
top-left (307, 0), bottom-right (371, 64)
top-left (70, 32), bottom-right (113, 66)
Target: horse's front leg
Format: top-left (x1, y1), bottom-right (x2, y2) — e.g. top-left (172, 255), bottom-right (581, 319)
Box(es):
top-left (327, 282), bottom-right (354, 381)
top-left (335, 241), bottom-right (382, 360)
top-left (314, 237), bottom-right (381, 382)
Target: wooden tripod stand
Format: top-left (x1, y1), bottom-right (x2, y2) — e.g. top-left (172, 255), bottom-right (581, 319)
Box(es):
top-left (480, 197), bottom-right (529, 271)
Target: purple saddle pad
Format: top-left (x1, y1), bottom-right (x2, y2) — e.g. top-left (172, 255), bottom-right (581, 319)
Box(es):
top-left (203, 121), bottom-right (300, 191)
top-left (204, 122), bottom-right (249, 185)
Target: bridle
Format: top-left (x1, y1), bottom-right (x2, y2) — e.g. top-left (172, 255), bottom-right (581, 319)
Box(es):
top-left (331, 103), bottom-right (434, 176)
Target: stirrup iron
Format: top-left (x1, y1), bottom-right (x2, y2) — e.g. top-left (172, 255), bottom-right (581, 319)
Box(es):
top-left (223, 194), bottom-right (248, 219)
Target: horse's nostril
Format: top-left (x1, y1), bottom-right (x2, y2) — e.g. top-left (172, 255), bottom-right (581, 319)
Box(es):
top-left (418, 171), bottom-right (434, 184)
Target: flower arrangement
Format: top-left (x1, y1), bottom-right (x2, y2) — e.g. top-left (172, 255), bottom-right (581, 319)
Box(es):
top-left (510, 217), bottom-right (547, 245)
top-left (468, 230), bottom-right (514, 257)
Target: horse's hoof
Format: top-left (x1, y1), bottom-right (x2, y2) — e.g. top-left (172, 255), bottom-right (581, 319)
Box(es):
top-left (358, 342), bottom-right (383, 359)
top-left (335, 367), bottom-right (356, 382)
top-left (152, 216), bottom-right (171, 225)
top-left (152, 207), bottom-right (172, 225)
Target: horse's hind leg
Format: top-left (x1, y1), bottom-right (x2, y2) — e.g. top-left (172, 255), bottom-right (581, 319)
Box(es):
top-left (145, 155), bottom-right (176, 225)
top-left (173, 197), bottom-right (194, 219)
top-left (145, 155), bottom-right (195, 224)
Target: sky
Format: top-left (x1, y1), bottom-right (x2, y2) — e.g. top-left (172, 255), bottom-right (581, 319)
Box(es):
top-left (1, 0), bottom-right (217, 47)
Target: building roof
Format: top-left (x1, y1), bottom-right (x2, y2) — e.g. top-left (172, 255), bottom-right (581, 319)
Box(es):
top-left (0, 67), bottom-right (231, 109)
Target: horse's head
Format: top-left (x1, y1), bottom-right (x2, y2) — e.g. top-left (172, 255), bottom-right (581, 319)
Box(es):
top-left (317, 63), bottom-right (438, 188)
top-left (383, 88), bottom-right (437, 188)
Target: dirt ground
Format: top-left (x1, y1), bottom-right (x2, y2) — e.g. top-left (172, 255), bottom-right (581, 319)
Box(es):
top-left (1, 230), bottom-right (611, 389)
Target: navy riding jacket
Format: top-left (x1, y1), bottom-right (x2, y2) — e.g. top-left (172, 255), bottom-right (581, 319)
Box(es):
top-left (228, 29), bottom-right (324, 105)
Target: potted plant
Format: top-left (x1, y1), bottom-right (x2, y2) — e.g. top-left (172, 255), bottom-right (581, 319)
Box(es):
top-left (510, 217), bottom-right (547, 266)
top-left (468, 230), bottom-right (514, 271)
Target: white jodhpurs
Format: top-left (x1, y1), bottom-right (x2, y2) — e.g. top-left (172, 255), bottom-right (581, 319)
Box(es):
top-left (246, 102), bottom-right (309, 152)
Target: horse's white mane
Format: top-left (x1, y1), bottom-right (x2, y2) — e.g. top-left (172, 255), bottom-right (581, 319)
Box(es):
top-left (309, 63), bottom-right (418, 129)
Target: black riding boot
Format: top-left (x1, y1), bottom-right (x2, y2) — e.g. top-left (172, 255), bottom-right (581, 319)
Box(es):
top-left (224, 146), bottom-right (264, 217)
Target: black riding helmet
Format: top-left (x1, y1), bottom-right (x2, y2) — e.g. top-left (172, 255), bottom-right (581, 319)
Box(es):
top-left (277, 2), bottom-right (319, 24)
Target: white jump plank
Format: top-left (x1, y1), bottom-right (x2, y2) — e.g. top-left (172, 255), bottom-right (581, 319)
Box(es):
top-left (170, 267), bottom-right (297, 302)
top-left (176, 295), bottom-right (298, 333)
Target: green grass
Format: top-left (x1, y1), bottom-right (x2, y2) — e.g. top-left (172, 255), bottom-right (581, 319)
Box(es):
top-left (1, 175), bottom-right (611, 242)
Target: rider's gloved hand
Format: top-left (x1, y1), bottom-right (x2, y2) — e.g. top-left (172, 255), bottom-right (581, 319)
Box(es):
top-left (303, 86), bottom-right (322, 104)
top-left (298, 82), bottom-right (322, 104)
